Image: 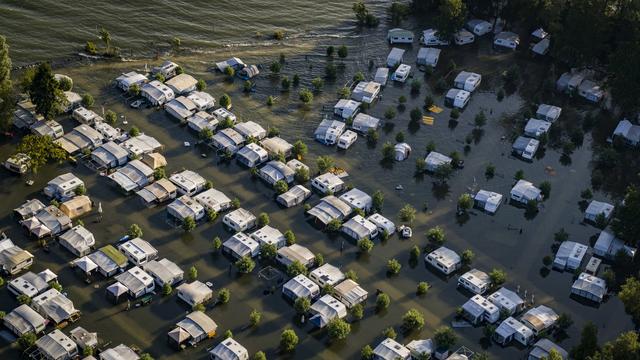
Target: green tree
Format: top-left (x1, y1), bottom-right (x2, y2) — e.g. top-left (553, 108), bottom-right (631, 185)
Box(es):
top-left (235, 256), bottom-right (256, 273)
top-left (326, 46), bottom-right (335, 57)
top-left (105, 110), bottom-right (117, 124)
top-left (196, 79), bottom-right (206, 91)
top-left (281, 76), bottom-right (291, 90)
top-left (372, 190), bottom-right (384, 212)
top-left (260, 243), bottom-right (277, 260)
top-left (475, 111), bottom-right (487, 127)
top-left (292, 140), bottom-right (308, 159)
top-left (612, 186), bottom-right (640, 245)
top-left (274, 180), bottom-right (289, 194)
top-left (253, 351), bottom-right (266, 360)
top-left (188, 266), bottom-right (198, 281)
top-left (15, 135), bottom-right (66, 172)
top-left (591, 331), bottom-right (639, 360)
top-left (18, 332), bottom-right (37, 350)
top-left (427, 226), bottom-right (446, 244)
top-left (284, 230), bottom-right (296, 245)
top-left (382, 326), bottom-right (397, 339)
top-left (129, 83), bottom-right (141, 96)
top-left (85, 41), bottom-right (97, 55)
top-left (337, 86), bottom-right (351, 99)
top-left (270, 61), bottom-right (282, 74)
top-left (314, 253), bottom-right (324, 267)
top-left (350, 303), bottom-right (364, 320)
top-left (29, 63), bottom-right (63, 119)
top-left (129, 126), bottom-right (140, 137)
top-left (434, 326), bottom-right (458, 350)
top-left (402, 308), bottom-right (425, 331)
top-left (0, 36), bottom-right (13, 131)
top-left (258, 212), bottom-right (270, 227)
top-left (295, 167), bottom-right (309, 184)
top-left (389, 1), bottom-right (410, 25)
top-left (620, 277), bottom-right (640, 322)
top-left (99, 27), bottom-right (112, 54)
top-left (461, 249), bottom-right (475, 265)
top-left (223, 330), bottom-right (232, 339)
top-left (571, 321), bottom-right (599, 359)
top-left (458, 193), bottom-right (473, 212)
top-left (387, 258), bottom-right (401, 275)
top-left (384, 107), bottom-right (396, 120)
top-left (345, 269), bottom-right (358, 281)
top-left (327, 318), bottom-right (351, 341)
top-left (434, 0), bottom-right (467, 40)
top-left (338, 45), bottom-right (348, 58)
top-left (219, 93), bottom-right (232, 109)
top-left (249, 309), bottom-right (262, 327)
top-left (217, 288), bottom-right (231, 304)
top-left (382, 142), bottom-right (395, 161)
top-left (287, 260), bottom-right (308, 277)
top-left (82, 93), bottom-right (94, 108)
top-left (280, 329), bottom-right (299, 351)
top-left (311, 77), bottom-right (324, 92)
top-left (353, 71), bottom-right (365, 82)
top-left (489, 268), bottom-right (507, 286)
top-left (398, 204), bottom-right (416, 223)
top-left (361, 345), bottom-right (374, 359)
top-left (162, 283), bottom-right (172, 296)
top-left (376, 293), bottom-right (391, 311)
top-left (299, 87), bottom-right (313, 103)
top-left (358, 238), bottom-right (374, 253)
top-left (417, 282), bottom-right (429, 295)
top-left (433, 163), bottom-right (454, 183)
top-left (182, 216), bottom-right (196, 232)
top-left (539, 181), bottom-right (551, 199)
top-left (213, 236), bottom-right (222, 252)
top-left (128, 224), bottom-right (143, 238)
top-left (294, 296), bottom-right (311, 314)
top-left (316, 155), bottom-right (335, 173)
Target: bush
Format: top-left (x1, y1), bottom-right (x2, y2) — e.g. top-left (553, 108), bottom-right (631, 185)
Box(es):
top-left (402, 309), bottom-right (425, 331)
top-left (281, 76), bottom-right (291, 90)
top-left (294, 296), bottom-right (311, 314)
top-left (281, 329), bottom-right (299, 352)
top-left (327, 318), bottom-right (351, 341)
top-left (417, 282), bottom-right (429, 295)
top-left (434, 326), bottom-right (458, 350)
top-left (326, 46), bottom-right (335, 57)
top-left (82, 93), bottom-right (95, 108)
top-left (411, 79), bottom-right (421, 93)
top-left (450, 108), bottom-right (460, 119)
top-left (358, 237), bottom-right (374, 253)
top-left (540, 181), bottom-right (551, 199)
top-left (410, 107), bottom-right (422, 123)
top-left (327, 219), bottom-right (342, 232)
top-left (361, 345), bottom-right (374, 359)
top-left (287, 260), bottom-right (308, 277)
top-left (182, 216), bottom-right (196, 232)
top-left (243, 80), bottom-right (253, 92)
top-left (367, 128), bottom-right (379, 146)
top-left (266, 96), bottom-right (274, 106)
top-left (475, 111), bottom-right (487, 127)
top-left (235, 256), bottom-right (256, 273)
top-left (489, 268), bottom-right (507, 285)
top-left (427, 226), bottom-right (446, 244)
top-left (338, 45), bottom-right (348, 58)
top-left (188, 266), bottom-right (198, 281)
top-left (270, 61), bottom-right (282, 74)
top-left (384, 107), bottom-right (396, 119)
top-left (219, 93), bottom-right (232, 109)
top-left (382, 142), bottom-right (395, 161)
top-left (387, 258), bottom-right (401, 274)
top-left (415, 158), bottom-right (426, 173)
top-left (128, 224), bottom-right (143, 238)
top-left (461, 249), bottom-right (475, 265)
top-left (85, 41), bottom-right (97, 55)
top-left (273, 30), bottom-right (285, 40)
top-left (485, 164), bottom-right (495, 178)
top-left (382, 326), bottom-right (397, 339)
top-left (284, 230), bottom-right (296, 245)
top-left (299, 88), bottom-right (314, 103)
top-left (398, 204), bottom-right (416, 223)
top-left (376, 293), bottom-right (390, 311)
top-left (514, 169), bottom-right (525, 180)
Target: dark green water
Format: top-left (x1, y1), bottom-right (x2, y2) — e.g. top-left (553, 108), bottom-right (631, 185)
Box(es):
top-left (0, 3), bottom-right (634, 360)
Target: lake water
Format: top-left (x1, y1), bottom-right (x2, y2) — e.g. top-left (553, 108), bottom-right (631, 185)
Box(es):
top-left (0, 2), bottom-right (634, 360)
top-left (0, 0), bottom-right (390, 66)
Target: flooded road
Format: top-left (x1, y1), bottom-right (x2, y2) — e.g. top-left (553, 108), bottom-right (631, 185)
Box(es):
top-left (0, 17), bottom-right (633, 360)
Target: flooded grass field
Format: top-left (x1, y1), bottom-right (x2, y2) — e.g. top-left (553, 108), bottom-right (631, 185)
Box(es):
top-left (0, 14), bottom-right (634, 360)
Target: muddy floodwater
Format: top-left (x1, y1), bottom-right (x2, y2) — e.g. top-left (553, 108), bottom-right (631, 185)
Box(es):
top-left (0, 15), bottom-right (634, 360)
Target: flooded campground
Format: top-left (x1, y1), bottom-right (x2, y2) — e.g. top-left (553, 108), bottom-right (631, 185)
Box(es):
top-left (0, 18), bottom-right (634, 360)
